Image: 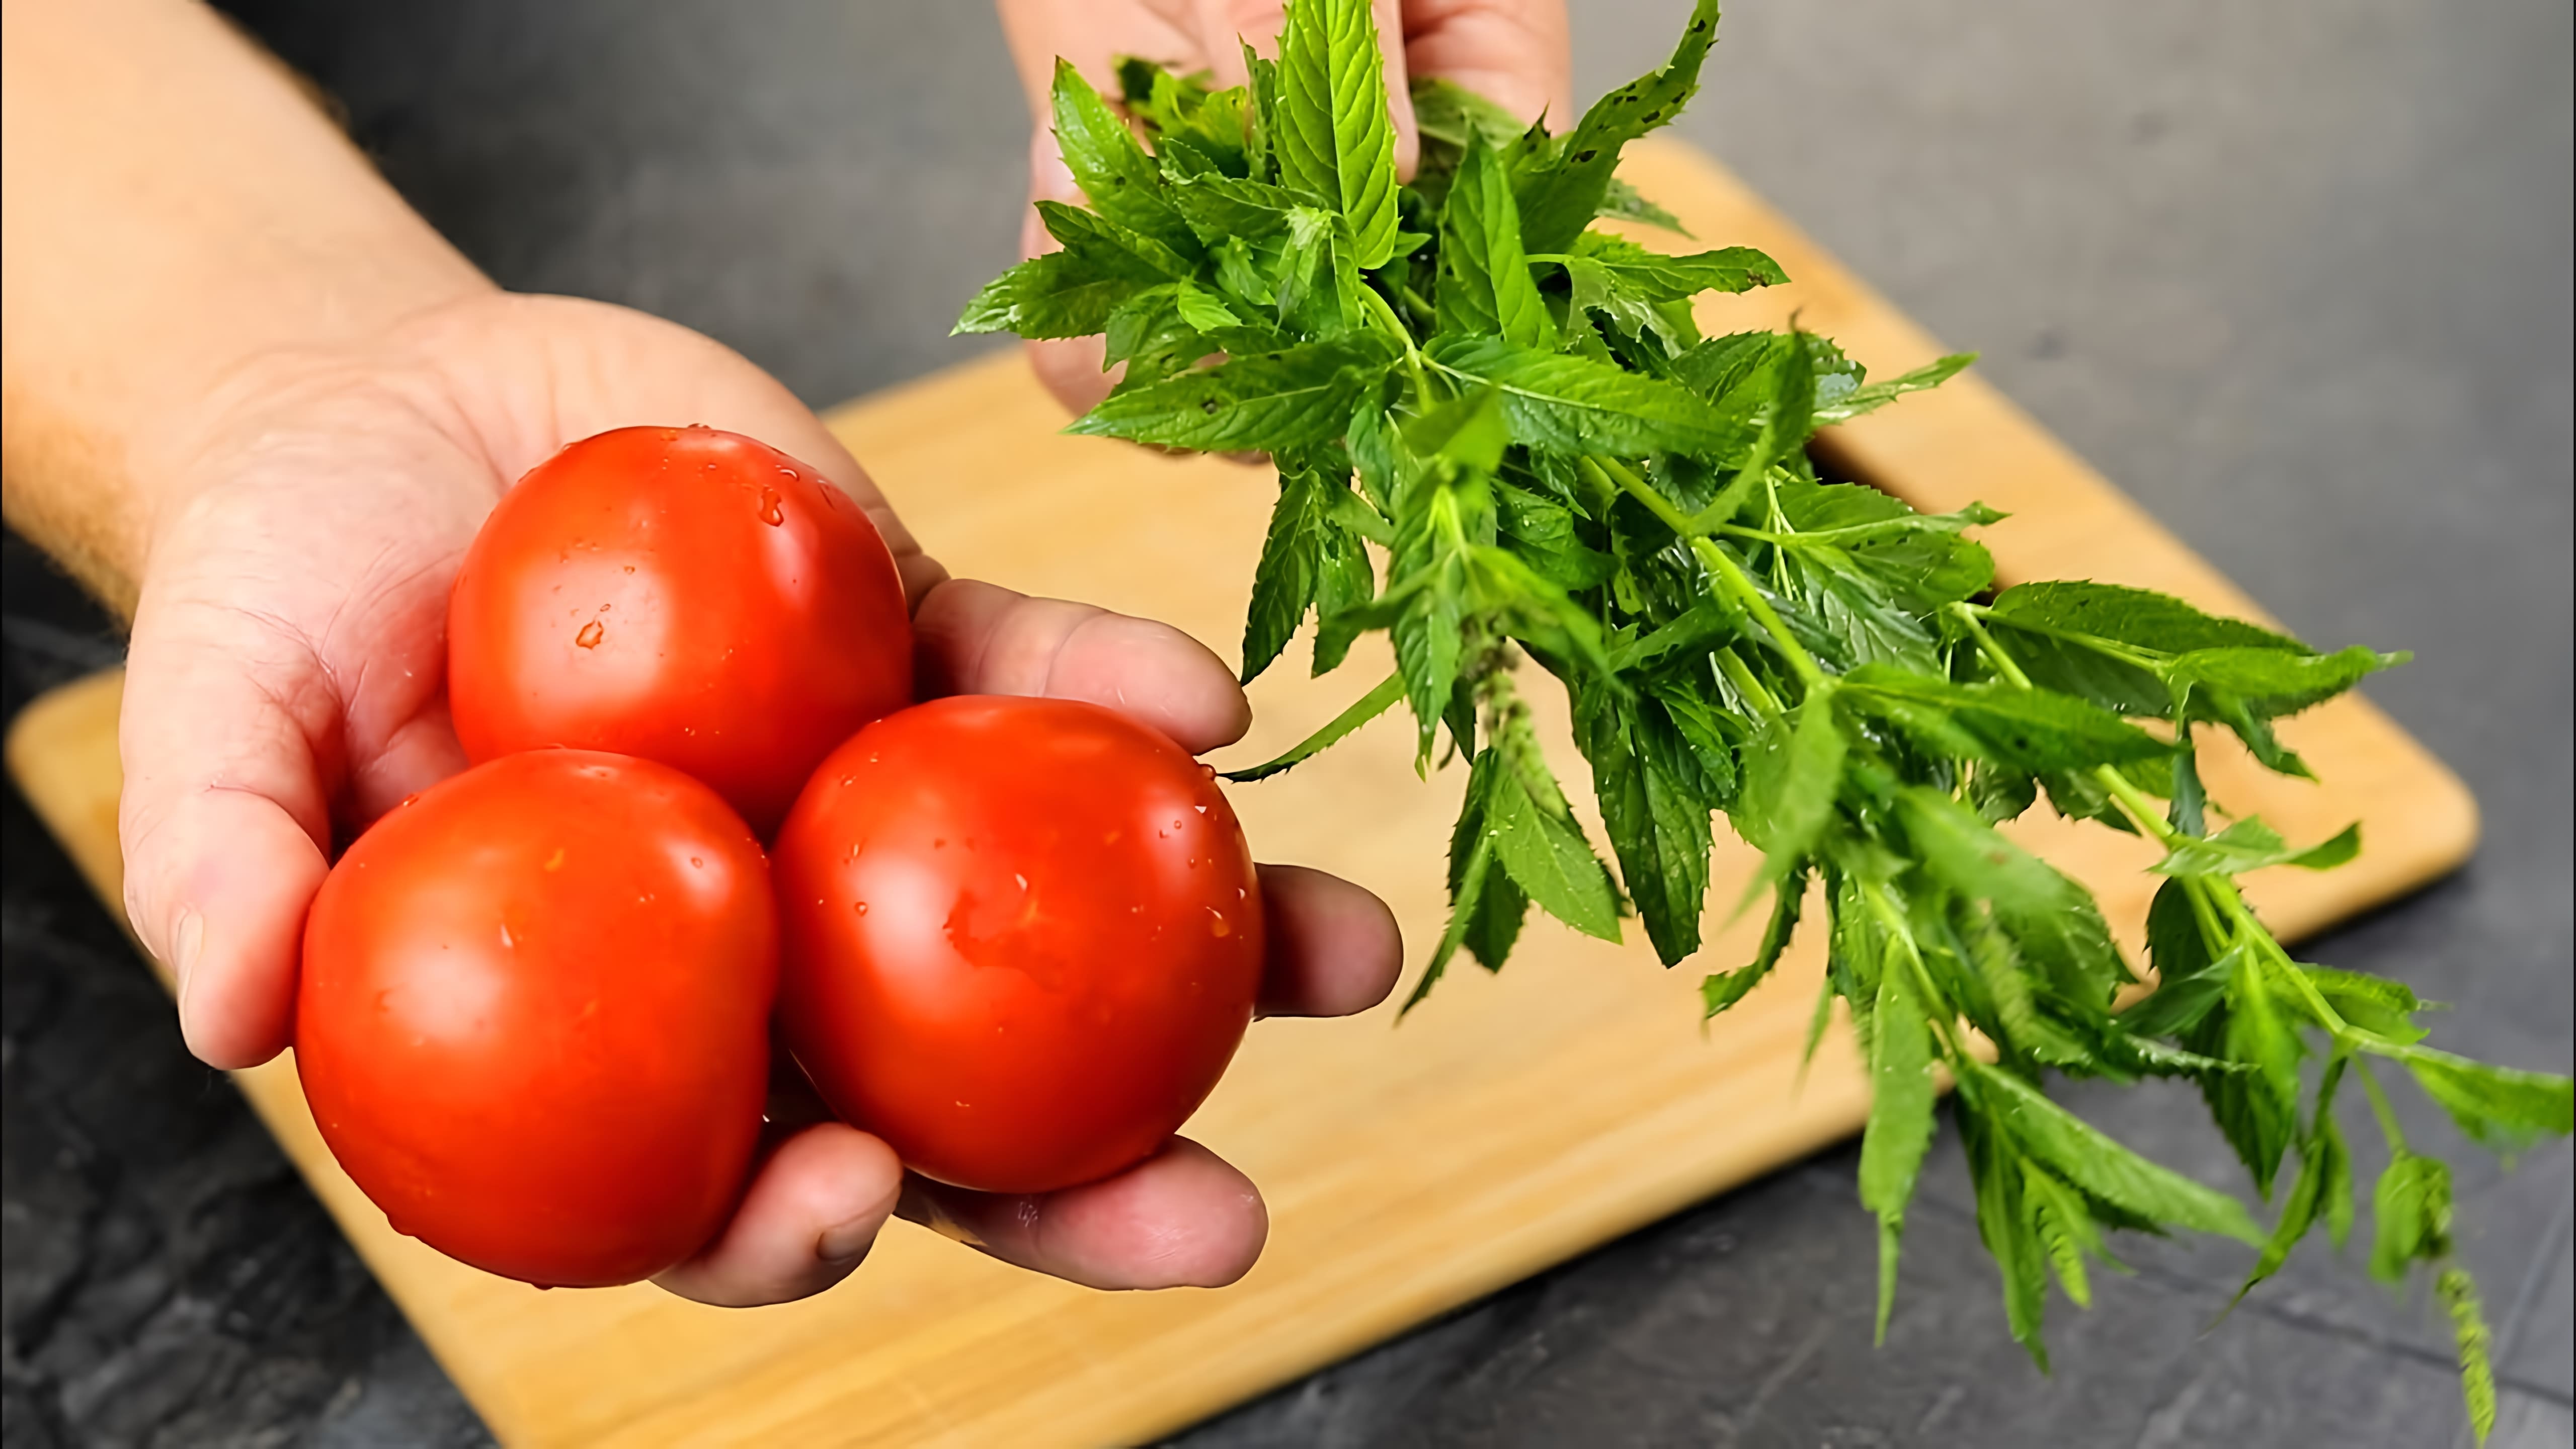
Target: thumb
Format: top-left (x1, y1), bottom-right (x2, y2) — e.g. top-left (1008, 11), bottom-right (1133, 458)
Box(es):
top-left (119, 586), bottom-right (336, 1069)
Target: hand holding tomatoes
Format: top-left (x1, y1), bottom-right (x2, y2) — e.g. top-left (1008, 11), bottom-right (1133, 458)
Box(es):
top-left (113, 287), bottom-right (1401, 1310)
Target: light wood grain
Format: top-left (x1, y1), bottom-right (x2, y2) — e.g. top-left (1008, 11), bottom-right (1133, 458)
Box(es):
top-left (2, 137), bottom-right (2476, 1448)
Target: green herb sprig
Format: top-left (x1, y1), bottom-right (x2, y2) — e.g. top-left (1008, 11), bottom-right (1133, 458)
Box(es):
top-left (960, 2), bottom-right (2572, 1435)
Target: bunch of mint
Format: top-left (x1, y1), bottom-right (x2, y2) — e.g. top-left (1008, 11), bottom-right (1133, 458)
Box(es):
top-left (958, 0), bottom-right (2572, 1434)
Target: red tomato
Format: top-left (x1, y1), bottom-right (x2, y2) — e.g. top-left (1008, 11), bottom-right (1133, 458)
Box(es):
top-left (447, 425), bottom-right (912, 834)
top-left (773, 697), bottom-right (1263, 1194)
top-left (297, 750), bottom-right (775, 1287)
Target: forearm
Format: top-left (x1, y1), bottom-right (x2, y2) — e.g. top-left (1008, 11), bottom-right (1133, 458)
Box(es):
top-left (1, 0), bottom-right (489, 614)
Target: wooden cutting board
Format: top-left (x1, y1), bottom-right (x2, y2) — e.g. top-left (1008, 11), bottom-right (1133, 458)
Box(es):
top-left (3, 137), bottom-right (2476, 1448)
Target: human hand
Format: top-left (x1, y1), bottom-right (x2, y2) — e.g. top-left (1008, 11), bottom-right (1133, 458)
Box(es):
top-left (116, 289), bottom-right (1403, 1306)
top-left (996, 0), bottom-right (1572, 413)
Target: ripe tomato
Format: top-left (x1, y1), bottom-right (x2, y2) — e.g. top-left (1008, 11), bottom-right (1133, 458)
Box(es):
top-left (297, 750), bottom-right (775, 1287)
top-left (773, 697), bottom-right (1263, 1194)
top-left (447, 425), bottom-right (912, 834)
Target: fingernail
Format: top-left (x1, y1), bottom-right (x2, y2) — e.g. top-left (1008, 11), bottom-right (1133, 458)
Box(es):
top-left (902, 1187), bottom-right (985, 1248)
top-left (171, 909), bottom-right (205, 1005)
top-left (817, 1216), bottom-right (882, 1265)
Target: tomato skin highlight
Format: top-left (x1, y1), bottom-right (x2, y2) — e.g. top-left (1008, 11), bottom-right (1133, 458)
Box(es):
top-left (296, 750), bottom-right (776, 1288)
top-left (447, 425), bottom-right (912, 835)
top-left (774, 697), bottom-right (1263, 1194)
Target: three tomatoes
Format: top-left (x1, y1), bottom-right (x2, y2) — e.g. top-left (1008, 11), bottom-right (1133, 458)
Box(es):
top-left (295, 426), bottom-right (1262, 1287)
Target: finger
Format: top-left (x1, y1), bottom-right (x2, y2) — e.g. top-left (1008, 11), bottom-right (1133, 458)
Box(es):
top-left (1374, 0), bottom-right (1421, 180)
top-left (912, 579), bottom-right (1251, 754)
top-left (1401, 0), bottom-right (1573, 128)
top-left (1019, 131), bottom-right (1121, 416)
top-left (653, 1123), bottom-right (905, 1308)
top-left (119, 587), bottom-right (336, 1069)
top-left (1255, 863), bottom-right (1403, 1018)
top-left (899, 1137), bottom-right (1266, 1290)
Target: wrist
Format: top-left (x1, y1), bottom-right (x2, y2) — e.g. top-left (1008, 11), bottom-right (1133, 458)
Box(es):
top-left (2, 0), bottom-right (492, 612)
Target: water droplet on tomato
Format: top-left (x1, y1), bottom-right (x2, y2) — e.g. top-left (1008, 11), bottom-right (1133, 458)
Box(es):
top-left (1102, 829), bottom-right (1120, 845)
top-left (499, 923), bottom-right (516, 948)
top-left (575, 620), bottom-right (605, 649)
top-left (689, 856), bottom-right (703, 868)
top-left (757, 487), bottom-right (785, 525)
top-left (854, 901), bottom-right (869, 915)
top-left (1208, 911), bottom-right (1231, 938)
top-left (1013, 873), bottom-right (1028, 891)
top-left (543, 847), bottom-right (565, 871)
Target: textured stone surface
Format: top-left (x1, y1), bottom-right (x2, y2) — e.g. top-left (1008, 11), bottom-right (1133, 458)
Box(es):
top-left (3, 1), bottom-right (2566, 1444)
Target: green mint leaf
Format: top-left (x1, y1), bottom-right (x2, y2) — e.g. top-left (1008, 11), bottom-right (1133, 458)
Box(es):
top-left (1959, 1103), bottom-right (2054, 1370)
top-left (1275, 0), bottom-right (1401, 268)
top-left (1487, 727), bottom-right (1624, 942)
top-left (2152, 819), bottom-right (2362, 877)
top-left (2437, 1267), bottom-right (2500, 1444)
top-left (1704, 865), bottom-right (1806, 1018)
top-left (2232, 1056), bottom-right (2350, 1307)
top-left (2302, 965), bottom-right (2426, 1045)
top-left (2188, 951), bottom-right (2305, 1197)
top-left (1169, 173), bottom-right (1300, 244)
top-left (1498, 480), bottom-right (1617, 593)
top-left (1410, 74), bottom-right (1534, 154)
top-left (1989, 581), bottom-right (2310, 656)
top-left (1428, 336), bottom-right (1742, 457)
top-left (1051, 59), bottom-right (1197, 258)
top-left (2168, 643), bottom-right (2406, 726)
top-left (1968, 764), bottom-right (2040, 824)
top-left (1697, 330), bottom-right (1816, 529)
top-left (1405, 379), bottom-right (1511, 469)
top-left (1860, 957), bottom-right (1938, 1341)
top-left (1221, 672), bottom-right (1403, 783)
top-left (1842, 668), bottom-right (2172, 775)
top-left (1451, 749), bottom-right (1532, 969)
top-left (1067, 337), bottom-right (1395, 451)
top-left (1576, 684), bottom-right (1716, 965)
top-left (954, 251), bottom-right (1149, 339)
top-left (1962, 1057), bottom-right (2263, 1244)
top-left (2397, 1047), bottom-right (2576, 1153)
top-left (2023, 1163), bottom-right (2114, 1310)
top-left (1409, 751), bottom-right (1505, 1011)
top-left (1515, 0), bottom-right (1722, 254)
top-left (2123, 882), bottom-right (2229, 1037)
top-left (1732, 691), bottom-right (1848, 904)
top-left (1276, 204), bottom-right (1365, 336)
top-left (1118, 58), bottom-right (1254, 178)
top-left (1548, 236), bottom-right (1787, 300)
top-left (1244, 42), bottom-right (1283, 182)
top-left (1243, 464), bottom-right (1380, 683)
top-left (2369, 1149), bottom-right (2453, 1282)
top-left (1037, 199), bottom-right (1197, 280)
top-left (1437, 133), bottom-right (1555, 347)
top-left (1174, 278), bottom-right (1244, 333)
top-left (1896, 787), bottom-right (2128, 1012)
top-left (1597, 176), bottom-right (1692, 234)
top-left (1813, 353), bottom-right (1976, 424)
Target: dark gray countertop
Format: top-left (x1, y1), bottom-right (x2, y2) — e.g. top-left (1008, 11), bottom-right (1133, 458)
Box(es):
top-left (3, 2), bottom-right (2566, 1444)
